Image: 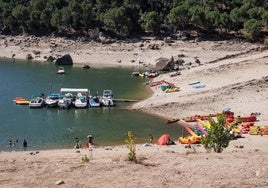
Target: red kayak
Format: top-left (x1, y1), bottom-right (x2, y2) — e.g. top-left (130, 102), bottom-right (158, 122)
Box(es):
top-left (235, 115), bottom-right (257, 123)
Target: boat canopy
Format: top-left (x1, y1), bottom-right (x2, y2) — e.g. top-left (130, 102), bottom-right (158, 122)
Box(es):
top-left (60, 88), bottom-right (89, 93)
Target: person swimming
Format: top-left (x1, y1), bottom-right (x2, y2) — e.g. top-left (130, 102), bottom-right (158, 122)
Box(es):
top-left (9, 140), bottom-right (15, 147)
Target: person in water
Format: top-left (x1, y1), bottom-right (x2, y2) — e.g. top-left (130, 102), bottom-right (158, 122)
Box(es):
top-left (23, 139), bottom-right (28, 147)
top-left (9, 140), bottom-right (15, 147)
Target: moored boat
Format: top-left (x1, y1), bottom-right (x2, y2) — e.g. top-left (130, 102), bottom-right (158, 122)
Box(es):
top-left (58, 98), bottom-right (73, 109)
top-left (45, 93), bottom-right (61, 107)
top-left (166, 118), bottom-right (180, 124)
top-left (101, 90), bottom-right (114, 107)
top-left (14, 97), bottom-right (30, 105)
top-left (74, 93), bottom-right (88, 108)
top-left (57, 67), bottom-right (65, 74)
top-left (29, 97), bottom-right (44, 108)
top-left (58, 92), bottom-right (74, 109)
top-left (89, 96), bottom-right (101, 107)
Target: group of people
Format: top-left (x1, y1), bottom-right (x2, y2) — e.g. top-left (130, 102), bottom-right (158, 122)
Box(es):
top-left (9, 139), bottom-right (28, 147)
top-left (74, 134), bottom-right (94, 150)
top-left (74, 133), bottom-right (177, 150)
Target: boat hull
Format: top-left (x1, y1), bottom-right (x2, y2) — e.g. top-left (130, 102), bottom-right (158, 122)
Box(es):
top-left (29, 97), bottom-right (44, 108)
top-left (58, 99), bottom-right (72, 109)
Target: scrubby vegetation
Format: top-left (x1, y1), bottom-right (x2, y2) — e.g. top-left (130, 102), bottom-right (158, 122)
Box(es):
top-left (0, 0), bottom-right (267, 41)
top-left (82, 155), bottom-right (90, 162)
top-left (201, 114), bottom-right (234, 153)
top-left (125, 131), bottom-right (137, 163)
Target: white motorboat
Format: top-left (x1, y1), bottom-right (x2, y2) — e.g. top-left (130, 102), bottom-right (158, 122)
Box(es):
top-left (58, 93), bottom-right (74, 108)
top-left (45, 93), bottom-right (61, 107)
top-left (101, 90), bottom-right (114, 107)
top-left (57, 67), bottom-right (65, 74)
top-left (58, 97), bottom-right (73, 108)
top-left (29, 97), bottom-right (44, 108)
top-left (74, 93), bottom-right (88, 108)
top-left (89, 96), bottom-right (101, 107)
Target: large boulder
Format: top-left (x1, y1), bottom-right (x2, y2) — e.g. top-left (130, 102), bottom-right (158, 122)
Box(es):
top-left (26, 53), bottom-right (33, 60)
top-left (155, 56), bottom-right (175, 71)
top-left (55, 54), bottom-right (73, 65)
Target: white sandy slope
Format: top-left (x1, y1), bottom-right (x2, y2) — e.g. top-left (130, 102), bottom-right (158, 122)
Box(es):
top-left (0, 135), bottom-right (267, 188)
top-left (132, 48), bottom-right (268, 126)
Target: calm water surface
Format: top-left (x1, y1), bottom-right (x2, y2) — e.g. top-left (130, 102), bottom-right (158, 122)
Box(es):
top-left (0, 59), bottom-right (182, 151)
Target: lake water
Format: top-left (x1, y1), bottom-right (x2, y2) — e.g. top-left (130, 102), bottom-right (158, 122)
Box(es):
top-left (0, 59), bottom-right (183, 151)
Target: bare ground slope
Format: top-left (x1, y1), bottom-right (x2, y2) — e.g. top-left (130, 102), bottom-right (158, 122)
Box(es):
top-left (132, 49), bottom-right (268, 125)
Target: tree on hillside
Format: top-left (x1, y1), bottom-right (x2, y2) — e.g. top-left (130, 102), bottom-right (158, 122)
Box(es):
top-left (12, 4), bottom-right (29, 33)
top-left (60, 7), bottom-right (72, 31)
top-left (205, 10), bottom-right (220, 31)
top-left (167, 5), bottom-right (189, 31)
top-left (142, 11), bottom-right (162, 35)
top-left (100, 6), bottom-right (133, 37)
top-left (80, 2), bottom-right (95, 29)
top-left (0, 0), bottom-right (267, 40)
top-left (50, 11), bottom-right (62, 32)
top-left (28, 10), bottom-right (42, 33)
top-left (188, 5), bottom-right (206, 29)
top-left (230, 5), bottom-right (249, 31)
top-left (243, 18), bottom-right (263, 40)
top-left (262, 11), bottom-right (268, 29)
top-left (219, 12), bottom-right (232, 33)
top-left (247, 7), bottom-right (265, 20)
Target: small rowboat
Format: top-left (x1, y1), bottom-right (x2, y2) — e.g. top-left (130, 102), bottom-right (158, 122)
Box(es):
top-left (57, 67), bottom-right (65, 74)
top-left (166, 118), bottom-right (180, 124)
top-left (13, 97), bottom-right (25, 103)
top-left (13, 97), bottom-right (30, 105)
top-left (170, 71), bottom-right (181, 77)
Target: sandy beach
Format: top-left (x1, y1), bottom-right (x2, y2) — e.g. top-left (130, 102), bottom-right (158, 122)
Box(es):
top-left (1, 35), bottom-right (268, 187)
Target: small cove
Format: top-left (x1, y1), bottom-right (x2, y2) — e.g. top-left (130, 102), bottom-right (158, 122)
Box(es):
top-left (0, 59), bottom-right (183, 151)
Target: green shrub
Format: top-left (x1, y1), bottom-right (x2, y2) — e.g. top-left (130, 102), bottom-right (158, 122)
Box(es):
top-left (125, 131), bottom-right (137, 163)
top-left (82, 155), bottom-right (89, 162)
top-left (201, 114), bottom-right (234, 153)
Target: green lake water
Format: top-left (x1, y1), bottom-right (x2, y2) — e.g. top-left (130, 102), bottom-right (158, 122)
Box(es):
top-left (0, 59), bottom-right (183, 151)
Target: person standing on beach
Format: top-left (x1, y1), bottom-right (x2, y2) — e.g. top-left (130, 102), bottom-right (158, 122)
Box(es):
top-left (87, 135), bottom-right (94, 150)
top-left (257, 126), bottom-right (263, 136)
top-left (149, 134), bottom-right (153, 144)
top-left (74, 137), bottom-right (82, 149)
top-left (87, 135), bottom-right (94, 159)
